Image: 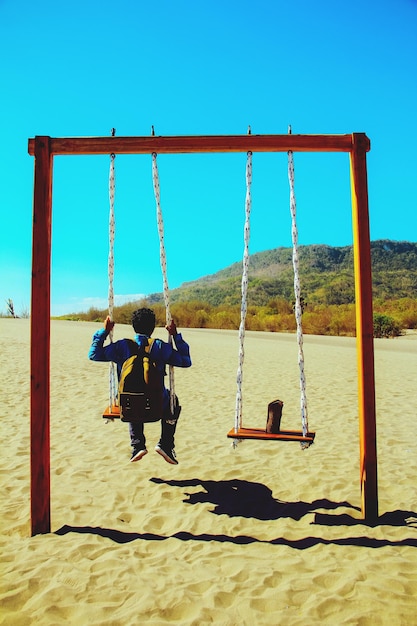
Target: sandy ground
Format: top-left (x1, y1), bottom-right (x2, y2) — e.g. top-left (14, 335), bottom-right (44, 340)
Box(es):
top-left (1, 318), bottom-right (416, 625)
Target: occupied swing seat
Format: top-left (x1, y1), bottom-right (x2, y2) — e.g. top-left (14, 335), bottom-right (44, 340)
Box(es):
top-left (103, 404), bottom-right (120, 420)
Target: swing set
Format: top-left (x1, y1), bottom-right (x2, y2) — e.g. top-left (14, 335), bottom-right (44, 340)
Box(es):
top-left (28, 131), bottom-right (377, 535)
top-left (102, 128), bottom-right (312, 445)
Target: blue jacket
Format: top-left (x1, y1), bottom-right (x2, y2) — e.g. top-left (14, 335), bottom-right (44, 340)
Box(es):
top-left (88, 329), bottom-right (192, 385)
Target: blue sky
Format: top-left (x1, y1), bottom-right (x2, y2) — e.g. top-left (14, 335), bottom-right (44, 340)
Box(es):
top-left (1, 0), bottom-right (416, 316)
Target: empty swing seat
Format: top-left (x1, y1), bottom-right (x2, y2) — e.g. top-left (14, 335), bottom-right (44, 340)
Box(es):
top-left (227, 427), bottom-right (315, 443)
top-left (227, 400), bottom-right (315, 443)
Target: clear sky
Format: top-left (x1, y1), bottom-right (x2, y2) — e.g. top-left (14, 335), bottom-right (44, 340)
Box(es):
top-left (1, 0), bottom-right (416, 316)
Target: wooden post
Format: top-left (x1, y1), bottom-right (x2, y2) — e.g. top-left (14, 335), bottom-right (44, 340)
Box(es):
top-left (350, 133), bottom-right (378, 522)
top-left (31, 136), bottom-right (53, 535)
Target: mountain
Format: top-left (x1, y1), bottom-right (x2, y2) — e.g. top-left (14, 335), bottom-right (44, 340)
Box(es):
top-left (148, 240), bottom-right (417, 307)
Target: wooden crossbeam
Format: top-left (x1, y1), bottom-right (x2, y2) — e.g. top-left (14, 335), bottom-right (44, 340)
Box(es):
top-left (28, 133), bottom-right (369, 156)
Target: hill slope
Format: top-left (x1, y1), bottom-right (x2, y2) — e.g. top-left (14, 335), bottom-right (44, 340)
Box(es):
top-left (148, 240), bottom-right (417, 307)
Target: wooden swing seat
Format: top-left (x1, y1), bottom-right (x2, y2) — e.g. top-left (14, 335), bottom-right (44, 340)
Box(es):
top-left (103, 404), bottom-right (120, 419)
top-left (227, 427), bottom-right (315, 443)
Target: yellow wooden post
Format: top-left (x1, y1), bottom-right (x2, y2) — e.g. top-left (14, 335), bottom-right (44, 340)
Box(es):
top-left (350, 133), bottom-right (378, 522)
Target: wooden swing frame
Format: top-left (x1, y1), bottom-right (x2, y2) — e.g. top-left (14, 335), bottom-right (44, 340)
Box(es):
top-left (28, 132), bottom-right (377, 533)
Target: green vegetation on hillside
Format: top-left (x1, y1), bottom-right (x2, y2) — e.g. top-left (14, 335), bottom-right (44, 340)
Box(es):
top-left (148, 240), bottom-right (417, 307)
top-left (58, 240), bottom-right (417, 337)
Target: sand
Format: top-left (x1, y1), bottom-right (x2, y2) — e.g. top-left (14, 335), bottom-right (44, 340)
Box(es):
top-left (1, 318), bottom-right (416, 625)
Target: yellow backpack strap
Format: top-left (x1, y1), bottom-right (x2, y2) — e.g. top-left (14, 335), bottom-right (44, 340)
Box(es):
top-left (144, 338), bottom-right (155, 355)
top-left (143, 338), bottom-right (156, 385)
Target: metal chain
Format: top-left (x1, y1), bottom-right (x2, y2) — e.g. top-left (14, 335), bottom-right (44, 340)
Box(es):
top-left (287, 148), bottom-right (310, 447)
top-left (234, 150), bottom-right (253, 439)
top-left (108, 149), bottom-right (118, 408)
top-left (152, 152), bottom-right (175, 412)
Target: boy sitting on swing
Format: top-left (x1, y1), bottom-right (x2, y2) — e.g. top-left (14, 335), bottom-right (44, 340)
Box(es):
top-left (89, 307), bottom-right (191, 464)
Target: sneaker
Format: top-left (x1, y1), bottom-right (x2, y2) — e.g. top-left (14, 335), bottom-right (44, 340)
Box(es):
top-left (155, 443), bottom-right (178, 465)
top-left (130, 448), bottom-right (148, 462)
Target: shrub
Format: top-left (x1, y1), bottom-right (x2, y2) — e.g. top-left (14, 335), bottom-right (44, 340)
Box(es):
top-left (56, 296), bottom-right (414, 337)
top-left (373, 313), bottom-right (402, 338)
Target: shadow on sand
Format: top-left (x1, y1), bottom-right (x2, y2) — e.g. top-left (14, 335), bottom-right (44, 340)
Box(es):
top-left (55, 477), bottom-right (417, 549)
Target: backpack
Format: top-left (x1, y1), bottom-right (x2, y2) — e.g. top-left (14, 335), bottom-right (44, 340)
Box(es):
top-left (118, 339), bottom-right (164, 423)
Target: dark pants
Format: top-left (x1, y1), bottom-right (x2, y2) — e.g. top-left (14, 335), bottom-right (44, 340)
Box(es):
top-left (129, 392), bottom-right (180, 449)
